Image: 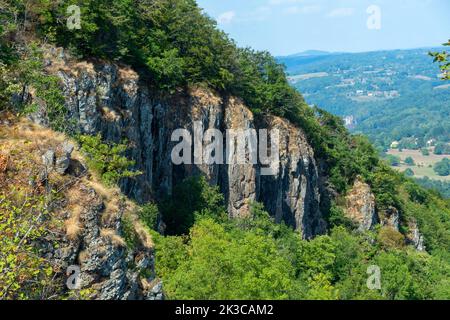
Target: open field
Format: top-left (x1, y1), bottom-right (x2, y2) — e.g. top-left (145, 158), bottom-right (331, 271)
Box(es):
top-left (287, 72), bottom-right (328, 83)
top-left (387, 149), bottom-right (450, 181)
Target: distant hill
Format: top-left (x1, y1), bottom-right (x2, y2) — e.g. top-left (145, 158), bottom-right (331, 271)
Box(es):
top-left (278, 48), bottom-right (450, 150)
top-left (284, 50), bottom-right (333, 57)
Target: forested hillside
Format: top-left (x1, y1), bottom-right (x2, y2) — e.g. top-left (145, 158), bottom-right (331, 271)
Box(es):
top-left (1, 0), bottom-right (450, 300)
top-left (278, 48), bottom-right (450, 150)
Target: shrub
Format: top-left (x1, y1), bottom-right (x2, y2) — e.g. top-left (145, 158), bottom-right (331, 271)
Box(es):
top-left (0, 193), bottom-right (54, 299)
top-left (404, 168), bottom-right (415, 177)
top-left (78, 133), bottom-right (141, 186)
top-left (1, 44), bottom-right (68, 131)
top-left (377, 227), bottom-right (405, 250)
top-left (327, 204), bottom-right (357, 229)
top-left (434, 143), bottom-right (450, 155)
top-left (121, 214), bottom-right (140, 251)
top-left (405, 182), bottom-right (429, 204)
top-left (430, 40), bottom-right (450, 80)
top-left (161, 176), bottom-right (225, 235)
top-left (159, 218), bottom-right (296, 300)
top-left (404, 157), bottom-right (415, 166)
top-left (385, 155), bottom-right (401, 167)
top-left (434, 158), bottom-right (450, 176)
top-left (138, 203), bottom-right (159, 231)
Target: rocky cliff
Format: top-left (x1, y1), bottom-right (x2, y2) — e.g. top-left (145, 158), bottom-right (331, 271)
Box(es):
top-left (0, 119), bottom-right (163, 299)
top-left (345, 177), bottom-right (425, 251)
top-left (2, 46), bottom-right (432, 301)
top-left (38, 48), bottom-right (326, 239)
top-left (345, 178), bottom-right (378, 231)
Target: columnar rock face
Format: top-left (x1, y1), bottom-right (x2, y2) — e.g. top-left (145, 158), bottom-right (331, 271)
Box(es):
top-left (43, 50), bottom-right (326, 238)
top-left (258, 116), bottom-right (324, 238)
top-left (345, 178), bottom-right (378, 231)
top-left (407, 220), bottom-right (426, 252)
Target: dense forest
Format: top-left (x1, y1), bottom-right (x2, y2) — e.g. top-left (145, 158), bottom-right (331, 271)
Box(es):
top-left (1, 0), bottom-right (450, 300)
top-left (415, 177), bottom-right (450, 199)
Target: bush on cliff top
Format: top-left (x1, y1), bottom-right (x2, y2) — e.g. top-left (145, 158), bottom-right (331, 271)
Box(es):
top-left (78, 133), bottom-right (141, 186)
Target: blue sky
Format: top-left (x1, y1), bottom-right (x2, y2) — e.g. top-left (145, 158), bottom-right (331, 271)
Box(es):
top-left (196, 0), bottom-right (450, 56)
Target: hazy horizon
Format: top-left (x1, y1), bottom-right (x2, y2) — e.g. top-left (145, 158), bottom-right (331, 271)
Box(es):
top-left (277, 45), bottom-right (448, 58)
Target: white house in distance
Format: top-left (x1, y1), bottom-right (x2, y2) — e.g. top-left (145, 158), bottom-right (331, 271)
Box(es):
top-left (426, 139), bottom-right (436, 147)
top-left (390, 141), bottom-right (400, 149)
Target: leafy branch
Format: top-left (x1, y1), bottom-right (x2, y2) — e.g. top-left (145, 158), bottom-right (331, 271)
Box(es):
top-left (429, 40), bottom-right (450, 80)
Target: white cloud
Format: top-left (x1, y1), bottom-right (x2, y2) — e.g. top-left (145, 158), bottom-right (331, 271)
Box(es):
top-left (283, 5), bottom-right (321, 15)
top-left (217, 11), bottom-right (236, 24)
top-left (326, 7), bottom-right (355, 18)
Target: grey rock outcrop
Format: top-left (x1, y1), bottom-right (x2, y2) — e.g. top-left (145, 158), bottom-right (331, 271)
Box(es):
top-left (42, 51), bottom-right (326, 238)
top-left (41, 141), bottom-right (75, 175)
top-left (55, 156), bottom-right (70, 174)
top-left (47, 181), bottom-right (159, 300)
top-left (55, 141), bottom-right (75, 174)
top-left (146, 280), bottom-right (164, 300)
top-left (380, 206), bottom-right (400, 231)
top-left (42, 149), bottom-right (55, 171)
top-left (407, 220), bottom-right (426, 251)
top-left (345, 178), bottom-right (378, 231)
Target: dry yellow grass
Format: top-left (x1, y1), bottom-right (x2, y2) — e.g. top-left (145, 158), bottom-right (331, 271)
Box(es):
top-left (140, 278), bottom-right (159, 292)
top-left (16, 119), bottom-right (66, 144)
top-left (0, 153), bottom-right (7, 173)
top-left (118, 67), bottom-right (139, 82)
top-left (190, 86), bottom-right (222, 109)
top-left (122, 206), bottom-right (155, 250)
top-left (64, 176), bottom-right (126, 240)
top-left (85, 178), bottom-right (124, 225)
top-left (100, 228), bottom-right (126, 247)
top-left (101, 107), bottom-right (121, 122)
top-left (1, 116), bottom-right (155, 256)
top-left (102, 198), bottom-right (120, 225)
top-left (87, 179), bottom-right (118, 200)
top-left (134, 220), bottom-right (155, 249)
top-left (0, 119), bottom-right (75, 196)
top-left (65, 216), bottom-right (82, 241)
top-left (64, 186), bottom-right (85, 240)
top-left (0, 119), bottom-right (92, 241)
top-left (78, 249), bottom-right (89, 264)
top-left (66, 185), bottom-right (84, 202)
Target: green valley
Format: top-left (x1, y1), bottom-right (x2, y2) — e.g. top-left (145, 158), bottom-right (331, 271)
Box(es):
top-left (278, 48), bottom-right (450, 151)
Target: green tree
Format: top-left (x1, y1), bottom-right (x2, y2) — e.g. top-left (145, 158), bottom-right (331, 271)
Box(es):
top-left (404, 168), bottom-right (415, 177)
top-left (161, 176), bottom-right (226, 235)
top-left (0, 193), bottom-right (54, 299)
top-left (404, 156), bottom-right (415, 166)
top-left (159, 218), bottom-right (296, 300)
top-left (434, 158), bottom-right (450, 176)
top-left (78, 133), bottom-right (141, 186)
top-left (430, 40), bottom-right (450, 80)
top-left (434, 143), bottom-right (450, 155)
top-left (137, 203), bottom-right (159, 231)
